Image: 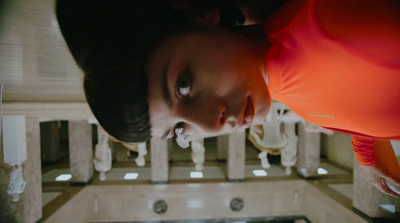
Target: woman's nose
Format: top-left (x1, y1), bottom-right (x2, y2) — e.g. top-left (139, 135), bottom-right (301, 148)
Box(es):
top-left (177, 102), bottom-right (227, 133)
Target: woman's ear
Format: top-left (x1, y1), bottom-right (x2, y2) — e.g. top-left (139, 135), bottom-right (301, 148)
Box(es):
top-left (194, 8), bottom-right (221, 27)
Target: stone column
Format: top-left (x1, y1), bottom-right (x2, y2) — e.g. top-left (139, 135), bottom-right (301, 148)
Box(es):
top-left (227, 132), bottom-right (246, 181)
top-left (297, 122), bottom-right (320, 178)
top-left (22, 117), bottom-right (42, 223)
top-left (151, 137), bottom-right (169, 183)
top-left (217, 134), bottom-right (228, 161)
top-left (1, 116), bottom-right (42, 223)
top-left (68, 120), bottom-right (93, 184)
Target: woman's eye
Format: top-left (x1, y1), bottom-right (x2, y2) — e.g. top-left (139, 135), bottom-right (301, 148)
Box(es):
top-left (176, 68), bottom-right (192, 97)
top-left (174, 122), bottom-right (185, 136)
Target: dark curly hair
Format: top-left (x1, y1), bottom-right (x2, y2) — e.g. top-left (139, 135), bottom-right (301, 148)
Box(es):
top-left (56, 0), bottom-right (244, 142)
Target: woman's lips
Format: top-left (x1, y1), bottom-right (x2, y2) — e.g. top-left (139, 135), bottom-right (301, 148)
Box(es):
top-left (244, 96), bottom-right (255, 126)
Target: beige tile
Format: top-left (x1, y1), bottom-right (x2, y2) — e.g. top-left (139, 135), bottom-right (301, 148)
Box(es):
top-left (91, 181), bottom-right (303, 222)
top-left (44, 187), bottom-right (93, 223)
top-left (42, 192), bottom-right (61, 207)
top-left (303, 182), bottom-right (367, 223)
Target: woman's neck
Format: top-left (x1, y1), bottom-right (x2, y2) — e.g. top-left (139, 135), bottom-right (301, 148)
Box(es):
top-left (233, 24), bottom-right (270, 85)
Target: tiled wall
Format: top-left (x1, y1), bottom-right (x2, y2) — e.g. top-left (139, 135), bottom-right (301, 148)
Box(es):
top-left (0, 0), bottom-right (85, 103)
top-left (322, 133), bottom-right (354, 170)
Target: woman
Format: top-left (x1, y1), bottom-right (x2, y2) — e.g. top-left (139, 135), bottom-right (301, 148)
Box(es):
top-left (57, 0), bottom-right (400, 197)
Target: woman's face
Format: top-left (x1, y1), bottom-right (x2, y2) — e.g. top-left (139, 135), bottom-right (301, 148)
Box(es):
top-left (146, 30), bottom-right (271, 139)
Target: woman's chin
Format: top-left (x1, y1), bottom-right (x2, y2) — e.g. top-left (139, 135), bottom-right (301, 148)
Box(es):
top-left (252, 116), bottom-right (266, 126)
top-left (254, 104), bottom-right (270, 124)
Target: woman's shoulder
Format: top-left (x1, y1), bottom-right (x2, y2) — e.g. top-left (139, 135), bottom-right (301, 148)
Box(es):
top-left (314, 0), bottom-right (400, 68)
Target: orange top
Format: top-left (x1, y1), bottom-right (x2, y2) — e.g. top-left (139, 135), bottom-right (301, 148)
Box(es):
top-left (264, 0), bottom-right (400, 166)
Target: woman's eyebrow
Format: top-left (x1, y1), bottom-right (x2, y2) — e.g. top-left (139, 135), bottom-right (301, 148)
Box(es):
top-left (161, 61), bottom-right (172, 107)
